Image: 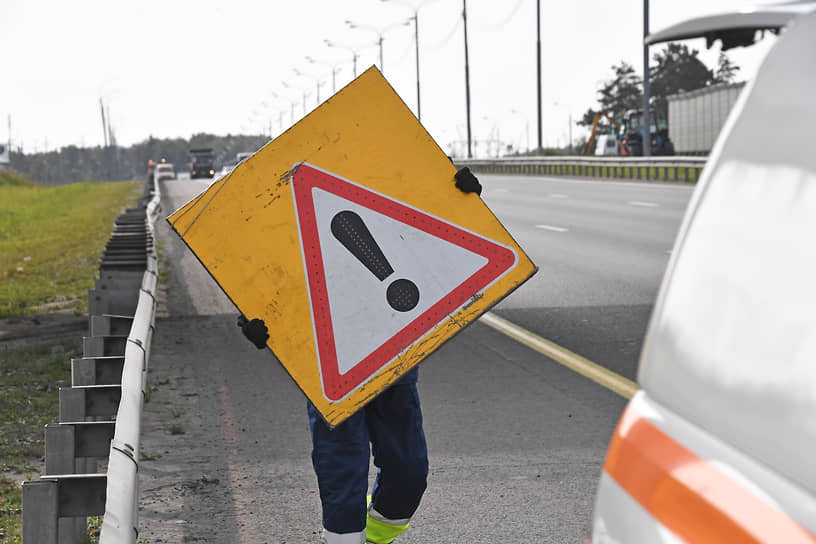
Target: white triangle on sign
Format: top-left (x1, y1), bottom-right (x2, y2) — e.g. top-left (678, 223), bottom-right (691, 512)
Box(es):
top-left (313, 187), bottom-right (489, 375)
top-left (291, 162), bottom-right (518, 402)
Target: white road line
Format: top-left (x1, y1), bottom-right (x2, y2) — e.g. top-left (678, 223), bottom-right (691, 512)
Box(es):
top-left (549, 193), bottom-right (568, 198)
top-left (628, 200), bottom-right (659, 207)
top-left (536, 224), bottom-right (568, 233)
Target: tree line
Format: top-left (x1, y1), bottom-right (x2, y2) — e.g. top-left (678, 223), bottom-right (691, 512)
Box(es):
top-left (6, 133), bottom-right (271, 185)
top-left (580, 43), bottom-right (740, 131)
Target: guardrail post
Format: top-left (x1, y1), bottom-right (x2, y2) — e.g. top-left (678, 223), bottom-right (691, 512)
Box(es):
top-left (45, 422), bottom-right (114, 476)
top-left (83, 335), bottom-right (127, 357)
top-left (90, 314), bottom-right (135, 336)
top-left (60, 386), bottom-right (122, 421)
top-left (22, 480), bottom-right (59, 543)
top-left (45, 425), bottom-right (75, 475)
top-left (41, 423), bottom-right (94, 543)
top-left (58, 386), bottom-right (93, 478)
top-left (72, 356), bottom-right (125, 386)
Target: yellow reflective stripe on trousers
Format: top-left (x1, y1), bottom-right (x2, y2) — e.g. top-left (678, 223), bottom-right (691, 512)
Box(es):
top-left (366, 510), bottom-right (409, 544)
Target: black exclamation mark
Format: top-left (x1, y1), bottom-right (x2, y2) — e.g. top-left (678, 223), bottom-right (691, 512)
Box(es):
top-left (331, 210), bottom-right (420, 312)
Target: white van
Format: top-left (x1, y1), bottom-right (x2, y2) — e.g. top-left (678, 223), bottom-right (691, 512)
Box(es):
top-left (594, 134), bottom-right (619, 156)
top-left (591, 2), bottom-right (816, 542)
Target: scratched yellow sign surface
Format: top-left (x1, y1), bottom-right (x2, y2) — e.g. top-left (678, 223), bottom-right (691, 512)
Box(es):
top-left (167, 67), bottom-right (536, 427)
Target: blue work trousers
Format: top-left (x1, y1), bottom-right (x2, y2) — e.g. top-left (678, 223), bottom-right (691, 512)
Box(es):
top-left (308, 368), bottom-right (429, 534)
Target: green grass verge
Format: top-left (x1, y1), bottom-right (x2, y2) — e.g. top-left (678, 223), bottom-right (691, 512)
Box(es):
top-left (0, 339), bottom-right (78, 472)
top-left (0, 170), bottom-right (35, 188)
top-left (0, 337), bottom-right (81, 543)
top-left (0, 173), bottom-right (144, 542)
top-left (0, 475), bottom-right (23, 543)
top-left (0, 180), bottom-right (142, 317)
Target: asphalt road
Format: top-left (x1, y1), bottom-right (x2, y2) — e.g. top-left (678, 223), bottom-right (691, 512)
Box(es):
top-left (137, 173), bottom-right (693, 543)
top-left (482, 175), bottom-right (693, 380)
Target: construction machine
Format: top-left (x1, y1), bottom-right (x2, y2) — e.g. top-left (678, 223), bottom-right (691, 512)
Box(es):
top-left (585, 112), bottom-right (621, 156)
top-left (620, 109), bottom-right (675, 156)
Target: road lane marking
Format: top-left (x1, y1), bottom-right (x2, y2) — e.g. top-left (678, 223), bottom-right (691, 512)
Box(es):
top-left (536, 224), bottom-right (568, 233)
top-left (628, 201), bottom-right (659, 207)
top-left (549, 193), bottom-right (568, 198)
top-left (480, 312), bottom-right (638, 399)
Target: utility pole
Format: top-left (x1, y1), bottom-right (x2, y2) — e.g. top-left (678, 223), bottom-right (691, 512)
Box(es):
top-left (99, 98), bottom-right (108, 147)
top-left (378, 35), bottom-right (384, 72)
top-left (642, 0), bottom-right (651, 156)
top-left (106, 105), bottom-right (114, 146)
top-left (463, 0), bottom-right (472, 159)
top-left (536, 0), bottom-right (542, 153)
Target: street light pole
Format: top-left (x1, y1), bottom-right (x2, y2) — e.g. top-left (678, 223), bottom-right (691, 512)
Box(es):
top-left (324, 40), bottom-right (359, 78)
top-left (463, 0), bottom-right (472, 159)
top-left (306, 56), bottom-right (340, 94)
top-left (381, 0), bottom-right (423, 120)
top-left (378, 34), bottom-right (384, 72)
top-left (282, 81), bottom-right (309, 116)
top-left (536, 0), bottom-right (542, 153)
top-left (346, 18), bottom-right (410, 75)
top-left (642, 0), bottom-right (651, 156)
top-left (345, 20), bottom-right (385, 72)
top-left (293, 68), bottom-right (324, 105)
top-left (414, 10), bottom-right (421, 120)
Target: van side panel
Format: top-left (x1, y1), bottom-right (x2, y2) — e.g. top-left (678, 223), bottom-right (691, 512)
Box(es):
top-left (593, 393), bottom-right (816, 541)
top-left (638, 11), bottom-right (816, 496)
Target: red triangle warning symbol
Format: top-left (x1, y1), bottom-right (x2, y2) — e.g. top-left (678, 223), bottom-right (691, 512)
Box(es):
top-left (291, 162), bottom-right (517, 401)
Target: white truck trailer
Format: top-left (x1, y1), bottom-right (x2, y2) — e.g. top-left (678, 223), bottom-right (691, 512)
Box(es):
top-left (667, 81), bottom-right (745, 155)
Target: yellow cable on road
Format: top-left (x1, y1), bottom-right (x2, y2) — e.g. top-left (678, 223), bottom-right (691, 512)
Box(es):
top-left (480, 312), bottom-right (638, 399)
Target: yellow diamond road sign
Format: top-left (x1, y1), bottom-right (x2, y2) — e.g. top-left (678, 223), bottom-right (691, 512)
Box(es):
top-left (167, 67), bottom-right (537, 427)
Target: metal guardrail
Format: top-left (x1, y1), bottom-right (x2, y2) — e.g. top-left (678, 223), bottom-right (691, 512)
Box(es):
top-left (98, 255), bottom-right (157, 542)
top-left (21, 178), bottom-right (160, 543)
top-left (457, 156), bottom-right (707, 183)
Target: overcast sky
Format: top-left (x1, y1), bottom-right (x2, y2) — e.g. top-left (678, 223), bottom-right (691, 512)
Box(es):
top-left (2, 0), bottom-right (775, 158)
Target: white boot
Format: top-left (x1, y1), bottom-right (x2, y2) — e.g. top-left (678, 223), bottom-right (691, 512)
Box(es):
top-left (319, 528), bottom-right (366, 544)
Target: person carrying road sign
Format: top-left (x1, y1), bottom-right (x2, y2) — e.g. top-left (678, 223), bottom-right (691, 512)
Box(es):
top-left (238, 167), bottom-right (483, 544)
top-left (167, 67), bottom-right (534, 543)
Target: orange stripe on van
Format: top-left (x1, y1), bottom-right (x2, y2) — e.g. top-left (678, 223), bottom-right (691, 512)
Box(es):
top-left (604, 405), bottom-right (816, 543)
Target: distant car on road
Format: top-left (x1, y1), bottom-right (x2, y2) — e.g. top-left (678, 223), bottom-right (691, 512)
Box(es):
top-left (590, 3), bottom-right (816, 542)
top-left (155, 163), bottom-right (176, 182)
top-left (217, 152), bottom-right (256, 178)
top-left (189, 148), bottom-right (216, 179)
top-left (235, 152), bottom-right (253, 164)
